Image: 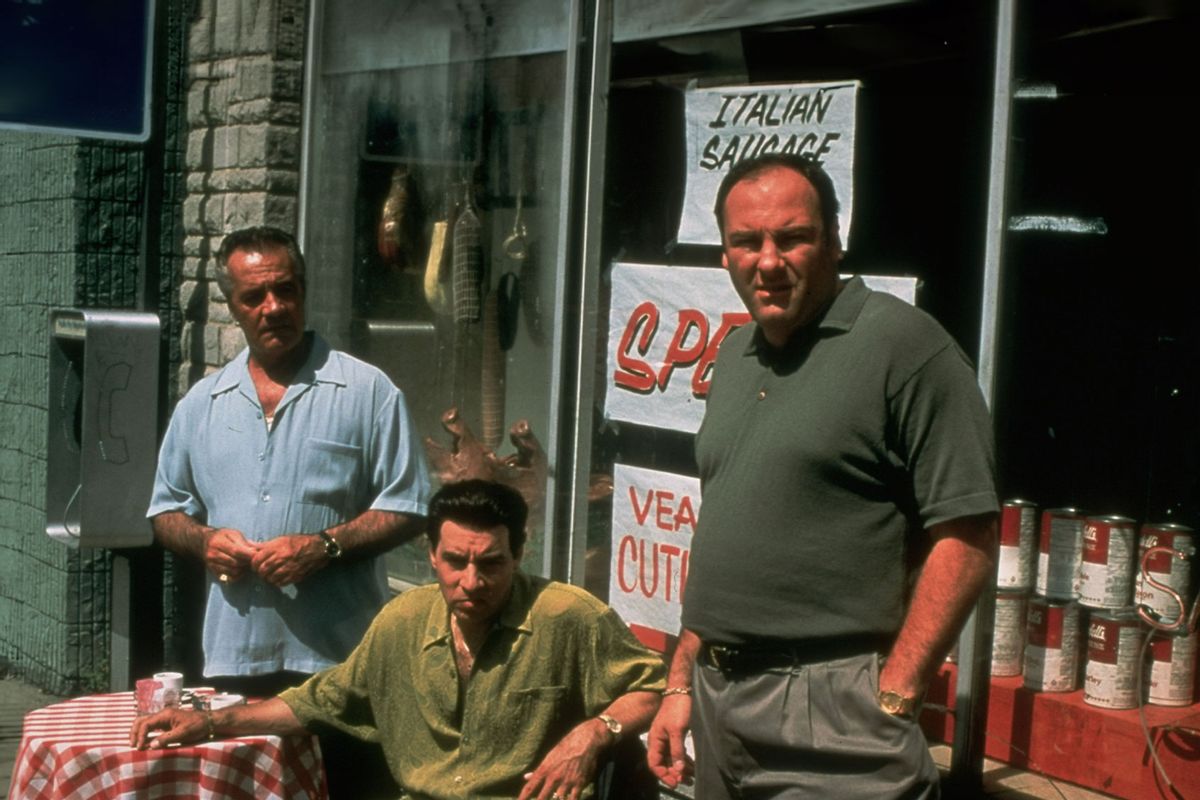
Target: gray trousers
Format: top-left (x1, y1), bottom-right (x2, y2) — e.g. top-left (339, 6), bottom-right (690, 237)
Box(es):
top-left (692, 652), bottom-right (940, 800)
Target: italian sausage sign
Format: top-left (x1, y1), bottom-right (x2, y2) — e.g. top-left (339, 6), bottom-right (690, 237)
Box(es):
top-left (677, 80), bottom-right (860, 247)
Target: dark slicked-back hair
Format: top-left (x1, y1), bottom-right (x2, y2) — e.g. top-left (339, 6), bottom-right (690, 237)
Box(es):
top-left (215, 226), bottom-right (307, 296)
top-left (426, 480), bottom-right (529, 557)
top-left (712, 153), bottom-right (841, 243)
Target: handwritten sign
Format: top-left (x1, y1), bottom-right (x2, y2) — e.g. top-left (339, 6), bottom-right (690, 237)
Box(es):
top-left (677, 80), bottom-right (860, 247)
top-left (605, 262), bottom-right (748, 433)
top-left (609, 464), bottom-right (700, 650)
top-left (605, 262), bottom-right (917, 434)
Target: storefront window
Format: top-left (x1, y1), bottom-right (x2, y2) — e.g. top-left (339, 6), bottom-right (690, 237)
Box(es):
top-left (301, 0), bottom-right (574, 583)
top-left (298, 1), bottom-right (1197, 794)
top-left (587, 2), bottom-right (995, 619)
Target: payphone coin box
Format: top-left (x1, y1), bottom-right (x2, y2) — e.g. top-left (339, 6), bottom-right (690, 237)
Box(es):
top-left (47, 309), bottom-right (160, 548)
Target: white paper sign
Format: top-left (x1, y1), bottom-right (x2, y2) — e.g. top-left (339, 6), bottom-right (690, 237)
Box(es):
top-left (605, 262), bottom-right (750, 434)
top-left (678, 80), bottom-right (860, 247)
top-left (605, 262), bottom-right (917, 434)
top-left (609, 464), bottom-right (700, 646)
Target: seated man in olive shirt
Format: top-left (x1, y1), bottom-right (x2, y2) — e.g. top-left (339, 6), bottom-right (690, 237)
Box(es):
top-left (132, 479), bottom-right (666, 800)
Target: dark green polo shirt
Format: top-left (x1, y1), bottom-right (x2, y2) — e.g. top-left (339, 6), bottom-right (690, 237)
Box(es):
top-left (682, 276), bottom-right (998, 645)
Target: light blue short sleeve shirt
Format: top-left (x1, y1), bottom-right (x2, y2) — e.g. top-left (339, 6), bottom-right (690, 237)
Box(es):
top-left (148, 333), bottom-right (432, 677)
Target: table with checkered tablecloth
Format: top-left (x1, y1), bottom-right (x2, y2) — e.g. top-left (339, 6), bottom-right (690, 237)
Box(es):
top-left (7, 692), bottom-right (326, 800)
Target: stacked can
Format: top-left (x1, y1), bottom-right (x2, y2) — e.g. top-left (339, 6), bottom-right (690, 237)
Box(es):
top-left (1083, 608), bottom-right (1144, 709)
top-left (998, 499), bottom-right (1037, 590)
top-left (1136, 524), bottom-right (1197, 708)
top-left (992, 590), bottom-right (1028, 677)
top-left (1145, 630), bottom-right (1197, 707)
top-left (1134, 523), bottom-right (1195, 624)
top-left (994, 500), bottom-right (1036, 678)
top-left (1036, 508), bottom-right (1086, 600)
top-left (1024, 595), bottom-right (1081, 692)
top-left (1078, 515), bottom-right (1138, 609)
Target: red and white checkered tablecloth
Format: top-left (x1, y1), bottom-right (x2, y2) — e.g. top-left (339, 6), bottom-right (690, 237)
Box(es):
top-left (8, 692), bottom-right (327, 800)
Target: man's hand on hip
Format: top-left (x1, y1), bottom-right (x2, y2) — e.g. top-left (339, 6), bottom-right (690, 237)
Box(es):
top-left (204, 528), bottom-right (258, 582)
top-left (251, 534), bottom-right (328, 587)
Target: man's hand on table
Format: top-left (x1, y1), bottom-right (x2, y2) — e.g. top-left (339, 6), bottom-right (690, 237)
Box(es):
top-left (130, 708), bottom-right (210, 749)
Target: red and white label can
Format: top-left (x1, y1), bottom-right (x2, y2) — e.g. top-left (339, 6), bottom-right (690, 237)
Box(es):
top-left (992, 589), bottom-right (1027, 677)
top-left (998, 499), bottom-right (1037, 590)
top-left (1078, 515), bottom-right (1137, 609)
top-left (1146, 630), bottom-right (1197, 707)
top-left (1024, 596), bottom-right (1080, 692)
top-left (1083, 608), bottom-right (1144, 709)
top-left (1134, 523), bottom-right (1195, 623)
top-left (1036, 508), bottom-right (1086, 600)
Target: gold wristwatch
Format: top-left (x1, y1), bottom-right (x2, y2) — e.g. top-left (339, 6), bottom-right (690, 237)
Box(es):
top-left (877, 690), bottom-right (917, 718)
top-left (597, 713), bottom-right (622, 742)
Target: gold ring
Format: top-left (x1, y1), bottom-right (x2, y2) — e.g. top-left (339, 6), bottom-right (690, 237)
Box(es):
top-left (218, 574), bottom-right (230, 584)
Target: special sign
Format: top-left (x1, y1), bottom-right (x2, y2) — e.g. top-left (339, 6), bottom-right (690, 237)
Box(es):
top-left (605, 262), bottom-right (749, 434)
top-left (609, 464), bottom-right (700, 651)
top-left (604, 262), bottom-right (917, 434)
top-left (677, 80), bottom-right (860, 247)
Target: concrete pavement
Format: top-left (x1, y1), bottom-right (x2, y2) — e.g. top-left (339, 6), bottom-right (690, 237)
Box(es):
top-left (1, 675), bottom-right (65, 796)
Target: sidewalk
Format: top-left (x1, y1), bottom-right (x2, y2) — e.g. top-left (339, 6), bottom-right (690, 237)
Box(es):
top-left (929, 745), bottom-right (1118, 799)
top-left (0, 676), bottom-right (66, 795)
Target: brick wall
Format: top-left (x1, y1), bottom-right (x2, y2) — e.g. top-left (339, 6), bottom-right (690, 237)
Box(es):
top-left (179, 0), bottom-right (307, 391)
top-left (0, 133), bottom-right (114, 693)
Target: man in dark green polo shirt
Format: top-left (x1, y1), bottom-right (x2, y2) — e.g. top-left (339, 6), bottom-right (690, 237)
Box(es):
top-left (647, 153), bottom-right (999, 799)
top-left (133, 480), bottom-right (666, 800)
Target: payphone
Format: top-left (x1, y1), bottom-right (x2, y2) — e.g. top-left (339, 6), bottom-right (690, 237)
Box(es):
top-left (46, 309), bottom-right (160, 548)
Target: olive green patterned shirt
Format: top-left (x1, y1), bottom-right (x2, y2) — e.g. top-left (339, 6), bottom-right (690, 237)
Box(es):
top-left (279, 571), bottom-right (665, 800)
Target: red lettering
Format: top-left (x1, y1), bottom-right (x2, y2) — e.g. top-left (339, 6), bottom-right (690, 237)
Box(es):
top-left (614, 534), bottom-right (691, 605)
top-left (628, 487), bottom-right (653, 526)
top-left (654, 491), bottom-right (676, 531)
top-left (657, 309), bottom-right (708, 390)
top-left (613, 301), bottom-right (660, 393)
top-left (692, 311), bottom-right (752, 396)
top-left (659, 544), bottom-right (681, 602)
top-left (638, 539), bottom-right (659, 599)
top-left (616, 535), bottom-right (638, 594)
top-left (675, 495), bottom-right (698, 533)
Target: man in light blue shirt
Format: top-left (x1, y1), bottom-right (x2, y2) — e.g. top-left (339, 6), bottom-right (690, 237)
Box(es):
top-left (148, 226), bottom-right (431, 798)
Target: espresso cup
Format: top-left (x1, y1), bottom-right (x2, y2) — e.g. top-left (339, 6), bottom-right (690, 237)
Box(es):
top-left (152, 671), bottom-right (184, 709)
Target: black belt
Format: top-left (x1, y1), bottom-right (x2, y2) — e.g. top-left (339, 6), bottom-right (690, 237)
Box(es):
top-left (698, 635), bottom-right (891, 676)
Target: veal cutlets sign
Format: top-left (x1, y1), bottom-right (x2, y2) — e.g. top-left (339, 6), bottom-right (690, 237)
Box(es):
top-left (608, 464), bottom-right (700, 651)
top-left (677, 80), bottom-right (860, 247)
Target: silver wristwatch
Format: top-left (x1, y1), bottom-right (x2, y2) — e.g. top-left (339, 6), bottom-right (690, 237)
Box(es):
top-left (317, 530), bottom-right (342, 559)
